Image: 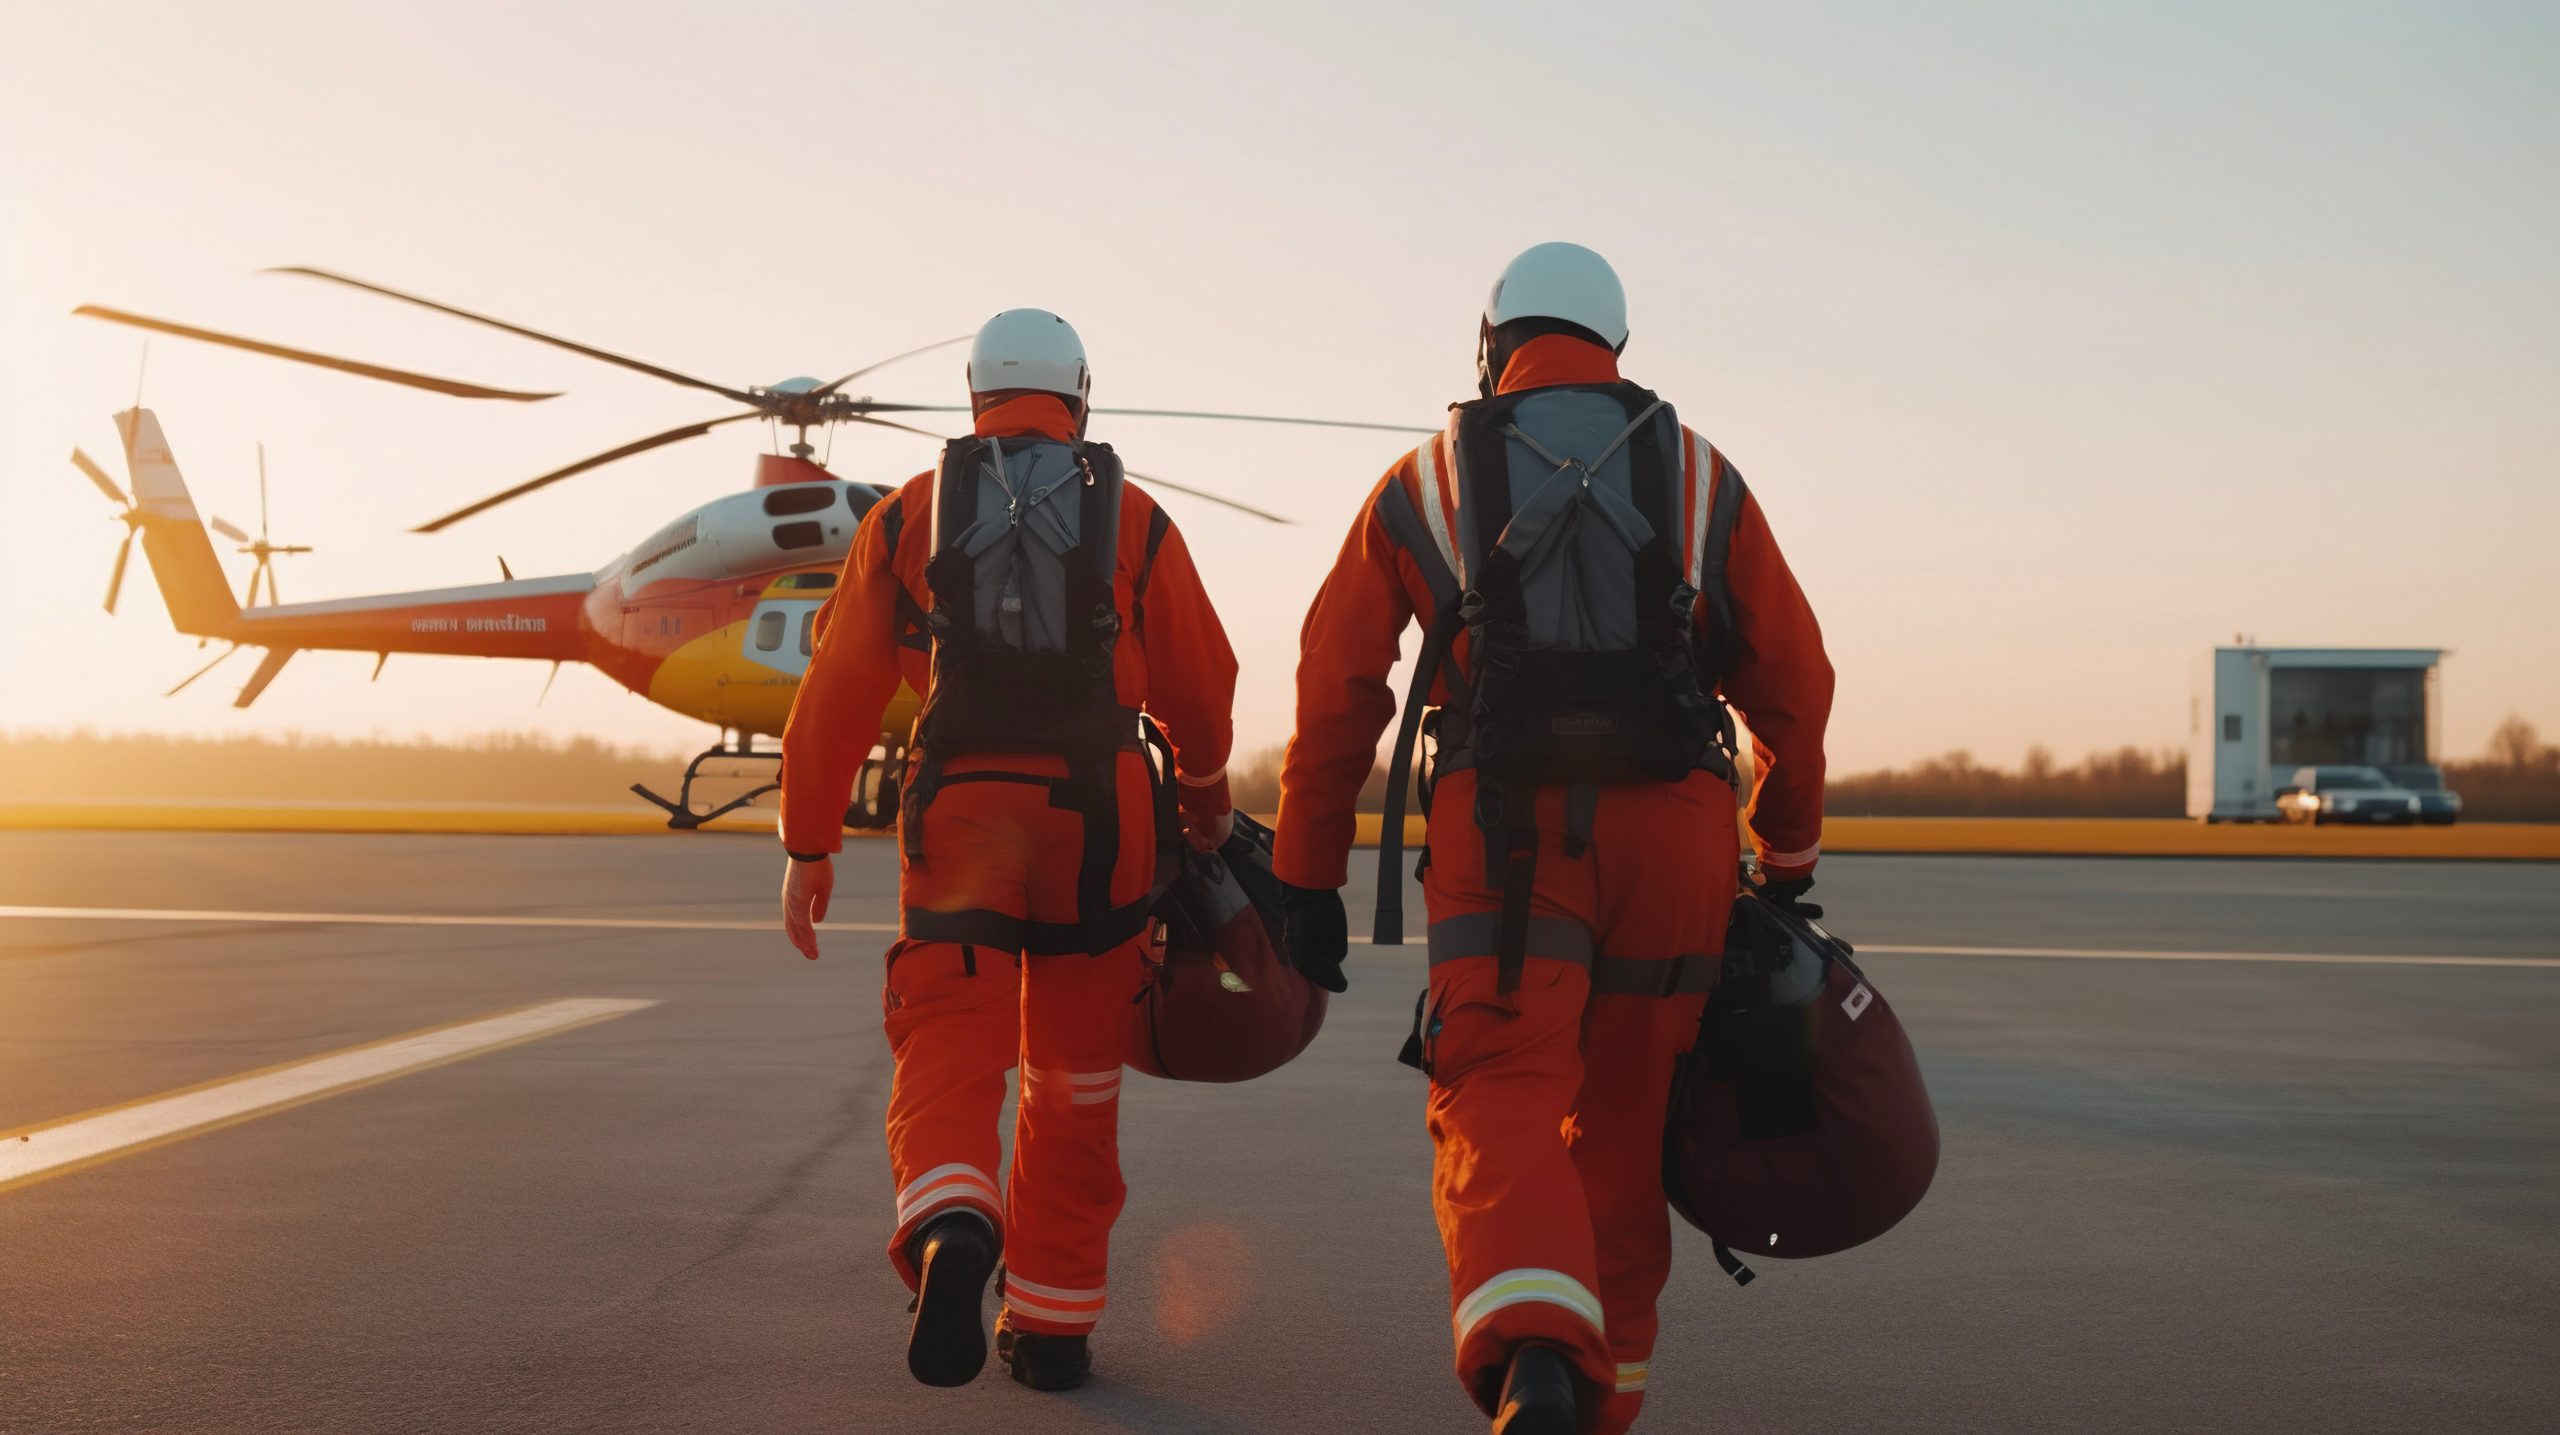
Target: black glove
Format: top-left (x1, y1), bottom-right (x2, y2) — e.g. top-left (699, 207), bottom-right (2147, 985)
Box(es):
top-left (1277, 882), bottom-right (1350, 993)
top-left (1761, 875), bottom-right (1823, 921)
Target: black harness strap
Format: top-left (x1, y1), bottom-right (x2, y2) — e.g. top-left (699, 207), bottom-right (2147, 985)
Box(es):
top-left (1130, 503), bottom-right (1172, 637)
top-left (1697, 458), bottom-right (1750, 686)
top-left (1587, 952), bottom-right (1719, 996)
top-left (1561, 783), bottom-right (1600, 860)
top-left (878, 493), bottom-right (931, 653)
top-left (1370, 478), bottom-right (1464, 947)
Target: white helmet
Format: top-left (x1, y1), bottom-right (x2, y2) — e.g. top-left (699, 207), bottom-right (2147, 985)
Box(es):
top-left (967, 308), bottom-right (1090, 406)
top-left (1485, 242), bottom-right (1629, 348)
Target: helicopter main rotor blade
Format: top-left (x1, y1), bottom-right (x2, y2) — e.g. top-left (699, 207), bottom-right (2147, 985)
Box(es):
top-left (814, 335), bottom-right (972, 398)
top-left (72, 306), bottom-right (561, 402)
top-left (272, 267), bottom-right (762, 406)
top-left (839, 401), bottom-right (1433, 436)
top-left (71, 448), bottom-right (129, 504)
top-left (840, 413), bottom-right (953, 442)
top-left (210, 516), bottom-right (252, 544)
top-left (105, 530), bottom-right (134, 613)
top-left (1097, 407), bottom-right (1434, 435)
top-left (1122, 468), bottom-right (1293, 525)
top-left (412, 409), bottom-right (763, 533)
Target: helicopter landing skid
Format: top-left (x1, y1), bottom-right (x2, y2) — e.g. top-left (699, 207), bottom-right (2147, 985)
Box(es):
top-left (633, 742), bottom-right (781, 831)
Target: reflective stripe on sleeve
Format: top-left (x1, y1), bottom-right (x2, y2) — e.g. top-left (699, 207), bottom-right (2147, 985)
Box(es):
top-left (1616, 1360), bottom-right (1651, 1393)
top-left (1451, 1268), bottom-right (1606, 1350)
top-left (1177, 766), bottom-right (1227, 787)
top-left (1761, 840), bottom-right (1821, 868)
top-left (1687, 432), bottom-right (1716, 590)
top-left (1414, 437), bottom-right (1463, 587)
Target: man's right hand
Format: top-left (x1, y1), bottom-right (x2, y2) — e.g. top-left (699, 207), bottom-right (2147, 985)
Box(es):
top-left (782, 855), bottom-right (835, 960)
top-left (1277, 882), bottom-right (1350, 993)
top-left (1761, 874), bottom-right (1822, 921)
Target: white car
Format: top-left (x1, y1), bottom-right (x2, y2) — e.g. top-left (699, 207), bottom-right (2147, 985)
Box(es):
top-left (2276, 765), bottom-right (2424, 826)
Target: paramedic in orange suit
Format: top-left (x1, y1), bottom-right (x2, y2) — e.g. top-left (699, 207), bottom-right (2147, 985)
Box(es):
top-left (775, 309), bottom-right (1237, 1394)
top-left (1272, 243), bottom-right (1834, 1434)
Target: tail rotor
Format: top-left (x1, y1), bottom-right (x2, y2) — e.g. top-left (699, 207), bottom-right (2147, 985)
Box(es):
top-left (70, 447), bottom-right (144, 614)
top-left (212, 443), bottom-right (313, 608)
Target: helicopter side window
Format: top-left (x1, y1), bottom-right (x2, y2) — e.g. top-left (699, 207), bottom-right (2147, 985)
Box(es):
top-left (772, 521), bottom-right (826, 550)
top-left (755, 610), bottom-right (786, 652)
top-left (799, 610), bottom-right (817, 657)
top-left (843, 485), bottom-right (884, 518)
top-left (763, 486), bottom-right (837, 517)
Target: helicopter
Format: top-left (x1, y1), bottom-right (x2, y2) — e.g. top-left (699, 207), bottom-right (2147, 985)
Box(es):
top-left (73, 271), bottom-right (1427, 828)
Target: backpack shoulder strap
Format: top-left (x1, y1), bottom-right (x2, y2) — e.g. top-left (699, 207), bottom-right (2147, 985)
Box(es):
top-left (878, 490), bottom-right (931, 653)
top-left (1696, 448), bottom-right (1750, 685)
top-left (1130, 500), bottom-right (1173, 637)
top-left (1074, 441), bottom-right (1126, 588)
top-left (1370, 469), bottom-right (1466, 946)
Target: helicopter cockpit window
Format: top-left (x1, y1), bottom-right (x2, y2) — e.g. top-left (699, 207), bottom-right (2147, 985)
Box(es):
top-left (772, 520), bottom-right (826, 550)
top-left (755, 610), bottom-right (786, 652)
top-left (773, 571), bottom-right (836, 591)
top-left (763, 486), bottom-right (837, 517)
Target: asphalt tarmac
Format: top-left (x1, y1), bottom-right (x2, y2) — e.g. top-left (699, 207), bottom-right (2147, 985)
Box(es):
top-left (2, 832), bottom-right (2555, 1433)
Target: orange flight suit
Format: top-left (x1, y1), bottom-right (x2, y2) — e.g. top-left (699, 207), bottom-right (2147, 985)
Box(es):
top-left (781, 394), bottom-right (1237, 1337)
top-left (1275, 337), bottom-right (1833, 1431)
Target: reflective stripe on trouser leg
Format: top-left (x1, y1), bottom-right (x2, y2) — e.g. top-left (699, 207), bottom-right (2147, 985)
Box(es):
top-left (1597, 1372), bottom-right (1650, 1435)
top-left (881, 939), bottom-right (1020, 1290)
top-left (896, 1161), bottom-right (1003, 1230)
top-left (1452, 1268), bottom-right (1607, 1352)
top-left (1001, 1271), bottom-right (1108, 1331)
top-left (1424, 947), bottom-right (1615, 1412)
top-left (1003, 931), bottom-right (1147, 1335)
top-left (1022, 1064), bottom-right (1124, 1108)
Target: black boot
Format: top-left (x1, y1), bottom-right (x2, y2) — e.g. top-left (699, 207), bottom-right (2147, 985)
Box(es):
top-left (995, 1314), bottom-right (1094, 1392)
top-left (905, 1212), bottom-right (997, 1388)
top-left (1492, 1343), bottom-right (1578, 1435)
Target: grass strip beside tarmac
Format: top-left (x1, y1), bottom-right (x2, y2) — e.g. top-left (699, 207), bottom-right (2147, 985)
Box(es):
top-left (1, 802), bottom-right (2554, 858)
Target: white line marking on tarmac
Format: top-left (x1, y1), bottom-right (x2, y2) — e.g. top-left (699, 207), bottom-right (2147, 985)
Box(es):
top-left (0, 997), bottom-right (656, 1193)
top-left (0, 906), bottom-right (2552, 968)
top-left (0, 904), bottom-right (899, 934)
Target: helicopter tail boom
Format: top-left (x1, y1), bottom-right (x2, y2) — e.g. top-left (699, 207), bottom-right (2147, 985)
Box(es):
top-left (116, 408), bottom-right (242, 639)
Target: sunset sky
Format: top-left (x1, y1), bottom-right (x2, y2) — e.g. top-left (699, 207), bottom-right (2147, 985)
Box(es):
top-left (4, 1), bottom-right (2553, 773)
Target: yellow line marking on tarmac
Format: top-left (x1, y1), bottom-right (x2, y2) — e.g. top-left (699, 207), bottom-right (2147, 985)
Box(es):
top-left (0, 904), bottom-right (899, 934)
top-left (1, 905), bottom-right (2551, 968)
top-left (0, 997), bottom-right (657, 1194)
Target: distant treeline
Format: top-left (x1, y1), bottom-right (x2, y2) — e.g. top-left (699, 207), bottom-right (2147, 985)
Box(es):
top-left (1227, 715), bottom-right (2560, 821)
top-left (2452, 717), bottom-right (2560, 821)
top-left (1827, 746), bottom-right (2183, 817)
top-left (10, 718), bottom-right (2560, 820)
top-left (0, 729), bottom-right (694, 806)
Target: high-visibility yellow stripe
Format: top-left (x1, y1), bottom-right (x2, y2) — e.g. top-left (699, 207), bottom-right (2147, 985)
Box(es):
top-left (1452, 1268), bottom-right (1605, 1347)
